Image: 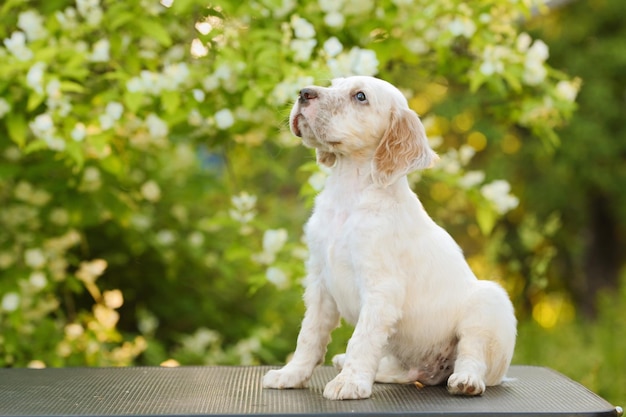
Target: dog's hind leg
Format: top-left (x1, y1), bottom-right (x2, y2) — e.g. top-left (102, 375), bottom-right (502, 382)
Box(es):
top-left (334, 353), bottom-right (414, 384)
top-left (448, 281), bottom-right (516, 396)
top-left (374, 355), bottom-right (416, 383)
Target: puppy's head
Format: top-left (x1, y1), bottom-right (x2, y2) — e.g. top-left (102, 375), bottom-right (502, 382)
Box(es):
top-left (290, 76), bottom-right (437, 187)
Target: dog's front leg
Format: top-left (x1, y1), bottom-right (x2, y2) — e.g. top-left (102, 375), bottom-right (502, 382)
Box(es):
top-left (263, 280), bottom-right (340, 389)
top-left (323, 292), bottom-right (402, 400)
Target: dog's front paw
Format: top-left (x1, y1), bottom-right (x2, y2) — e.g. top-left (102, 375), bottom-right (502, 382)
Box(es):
top-left (263, 367), bottom-right (309, 389)
top-left (323, 373), bottom-right (372, 400)
top-left (447, 372), bottom-right (486, 396)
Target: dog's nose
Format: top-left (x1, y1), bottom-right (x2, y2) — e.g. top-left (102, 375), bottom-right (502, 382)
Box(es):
top-left (299, 88), bottom-right (318, 104)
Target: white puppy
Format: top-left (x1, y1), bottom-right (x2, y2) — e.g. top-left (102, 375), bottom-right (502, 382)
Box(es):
top-left (263, 76), bottom-right (516, 400)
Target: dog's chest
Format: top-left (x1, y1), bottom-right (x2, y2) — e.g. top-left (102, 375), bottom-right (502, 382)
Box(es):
top-left (306, 204), bottom-right (363, 323)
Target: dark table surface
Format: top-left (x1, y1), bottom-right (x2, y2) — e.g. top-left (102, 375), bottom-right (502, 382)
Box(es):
top-left (0, 365), bottom-right (620, 417)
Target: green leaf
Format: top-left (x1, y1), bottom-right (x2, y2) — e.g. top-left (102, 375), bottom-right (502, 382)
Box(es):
top-left (161, 90), bottom-right (181, 114)
top-left (137, 20), bottom-right (172, 47)
top-left (469, 72), bottom-right (487, 93)
top-left (476, 203), bottom-right (497, 235)
top-left (100, 154), bottom-right (124, 177)
top-left (23, 139), bottom-right (48, 154)
top-left (242, 89), bottom-right (259, 109)
top-left (124, 91), bottom-right (144, 113)
top-left (27, 94), bottom-right (45, 112)
top-left (109, 11), bottom-right (135, 30)
top-left (60, 81), bottom-right (85, 94)
top-left (6, 114), bottom-right (27, 147)
top-left (64, 141), bottom-right (85, 169)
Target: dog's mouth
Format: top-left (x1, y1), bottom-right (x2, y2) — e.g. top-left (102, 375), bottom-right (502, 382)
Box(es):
top-left (292, 114), bottom-right (303, 137)
top-left (292, 113), bottom-right (341, 148)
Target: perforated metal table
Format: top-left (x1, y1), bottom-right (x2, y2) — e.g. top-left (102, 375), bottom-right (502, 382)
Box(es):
top-left (0, 365), bottom-right (620, 416)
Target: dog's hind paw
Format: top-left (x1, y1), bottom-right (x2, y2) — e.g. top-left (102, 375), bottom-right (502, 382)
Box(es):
top-left (447, 372), bottom-right (486, 396)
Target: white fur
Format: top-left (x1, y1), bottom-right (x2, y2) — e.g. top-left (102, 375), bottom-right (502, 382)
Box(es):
top-left (262, 76), bottom-right (517, 400)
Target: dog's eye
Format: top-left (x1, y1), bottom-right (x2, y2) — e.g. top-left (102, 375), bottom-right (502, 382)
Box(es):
top-left (355, 91), bottom-right (367, 102)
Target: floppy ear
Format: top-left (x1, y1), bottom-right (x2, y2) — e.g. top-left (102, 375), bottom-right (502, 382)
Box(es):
top-left (316, 150), bottom-right (337, 167)
top-left (372, 108), bottom-right (437, 187)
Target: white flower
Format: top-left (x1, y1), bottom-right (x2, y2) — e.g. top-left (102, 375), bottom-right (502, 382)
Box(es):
top-left (45, 79), bottom-right (62, 100)
top-left (14, 181), bottom-right (33, 202)
top-left (516, 32), bottom-right (532, 52)
top-left (76, 0), bottom-right (103, 26)
top-left (479, 46), bottom-right (506, 76)
top-left (273, 0), bottom-right (296, 17)
top-left (328, 47), bottom-right (379, 77)
top-left (18, 10), bottom-right (47, 41)
top-left (263, 228), bottom-right (288, 254)
top-left (93, 304), bottom-right (119, 328)
top-left (26, 62), bottom-right (46, 94)
top-left (1, 292), bottom-right (20, 312)
top-left (350, 47), bottom-right (379, 76)
top-left (146, 113), bottom-right (169, 137)
top-left (202, 74), bottom-right (220, 92)
top-left (0, 98), bottom-right (11, 118)
top-left (448, 17), bottom-right (476, 38)
top-left (49, 208), bottom-right (70, 225)
top-left (406, 38), bottom-right (429, 54)
top-left (99, 113), bottom-right (114, 130)
top-left (523, 40), bottom-right (549, 85)
top-left (55, 7), bottom-right (78, 30)
top-left (231, 192), bottom-right (257, 212)
top-left (291, 16), bottom-right (316, 39)
top-left (30, 113), bottom-right (54, 139)
top-left (156, 230), bottom-right (176, 246)
top-left (527, 39), bottom-right (549, 62)
top-left (164, 62), bottom-right (190, 86)
top-left (459, 144), bottom-right (476, 165)
top-left (103, 289), bottom-right (124, 309)
top-left (83, 166), bottom-right (101, 183)
top-left (190, 38), bottom-right (209, 58)
top-left (266, 266), bottom-right (289, 289)
top-left (24, 248), bottom-right (46, 269)
top-left (459, 170), bottom-right (485, 189)
top-left (141, 180), bottom-right (161, 202)
top-left (480, 180), bottom-right (519, 214)
top-left (319, 0), bottom-right (343, 12)
top-left (105, 101), bottom-right (124, 120)
top-left (90, 38), bottom-right (110, 62)
top-left (214, 108), bottom-right (234, 129)
top-left (555, 80), bottom-right (579, 102)
top-left (192, 89), bottom-right (205, 102)
top-left (71, 123), bottom-right (87, 141)
top-left (76, 259), bottom-right (108, 283)
top-left (65, 323), bottom-right (84, 339)
top-left (308, 171), bottom-right (328, 191)
top-left (290, 38), bottom-right (317, 62)
top-left (188, 231), bottom-right (205, 247)
top-left (27, 360), bottom-right (46, 369)
top-left (131, 213), bottom-right (152, 231)
top-left (324, 12), bottom-right (345, 28)
top-left (29, 271), bottom-right (48, 290)
top-left (323, 37), bottom-right (343, 57)
top-left (4, 31), bottom-right (33, 61)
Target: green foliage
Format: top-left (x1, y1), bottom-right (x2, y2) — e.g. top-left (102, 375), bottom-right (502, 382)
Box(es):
top-left (0, 0), bottom-right (602, 392)
top-left (514, 273), bottom-right (626, 405)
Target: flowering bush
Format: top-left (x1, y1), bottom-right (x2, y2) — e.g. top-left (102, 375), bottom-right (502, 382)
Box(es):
top-left (0, 0), bottom-right (577, 367)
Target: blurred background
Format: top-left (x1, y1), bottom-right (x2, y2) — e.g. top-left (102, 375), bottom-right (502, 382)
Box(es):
top-left (0, 0), bottom-right (623, 405)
